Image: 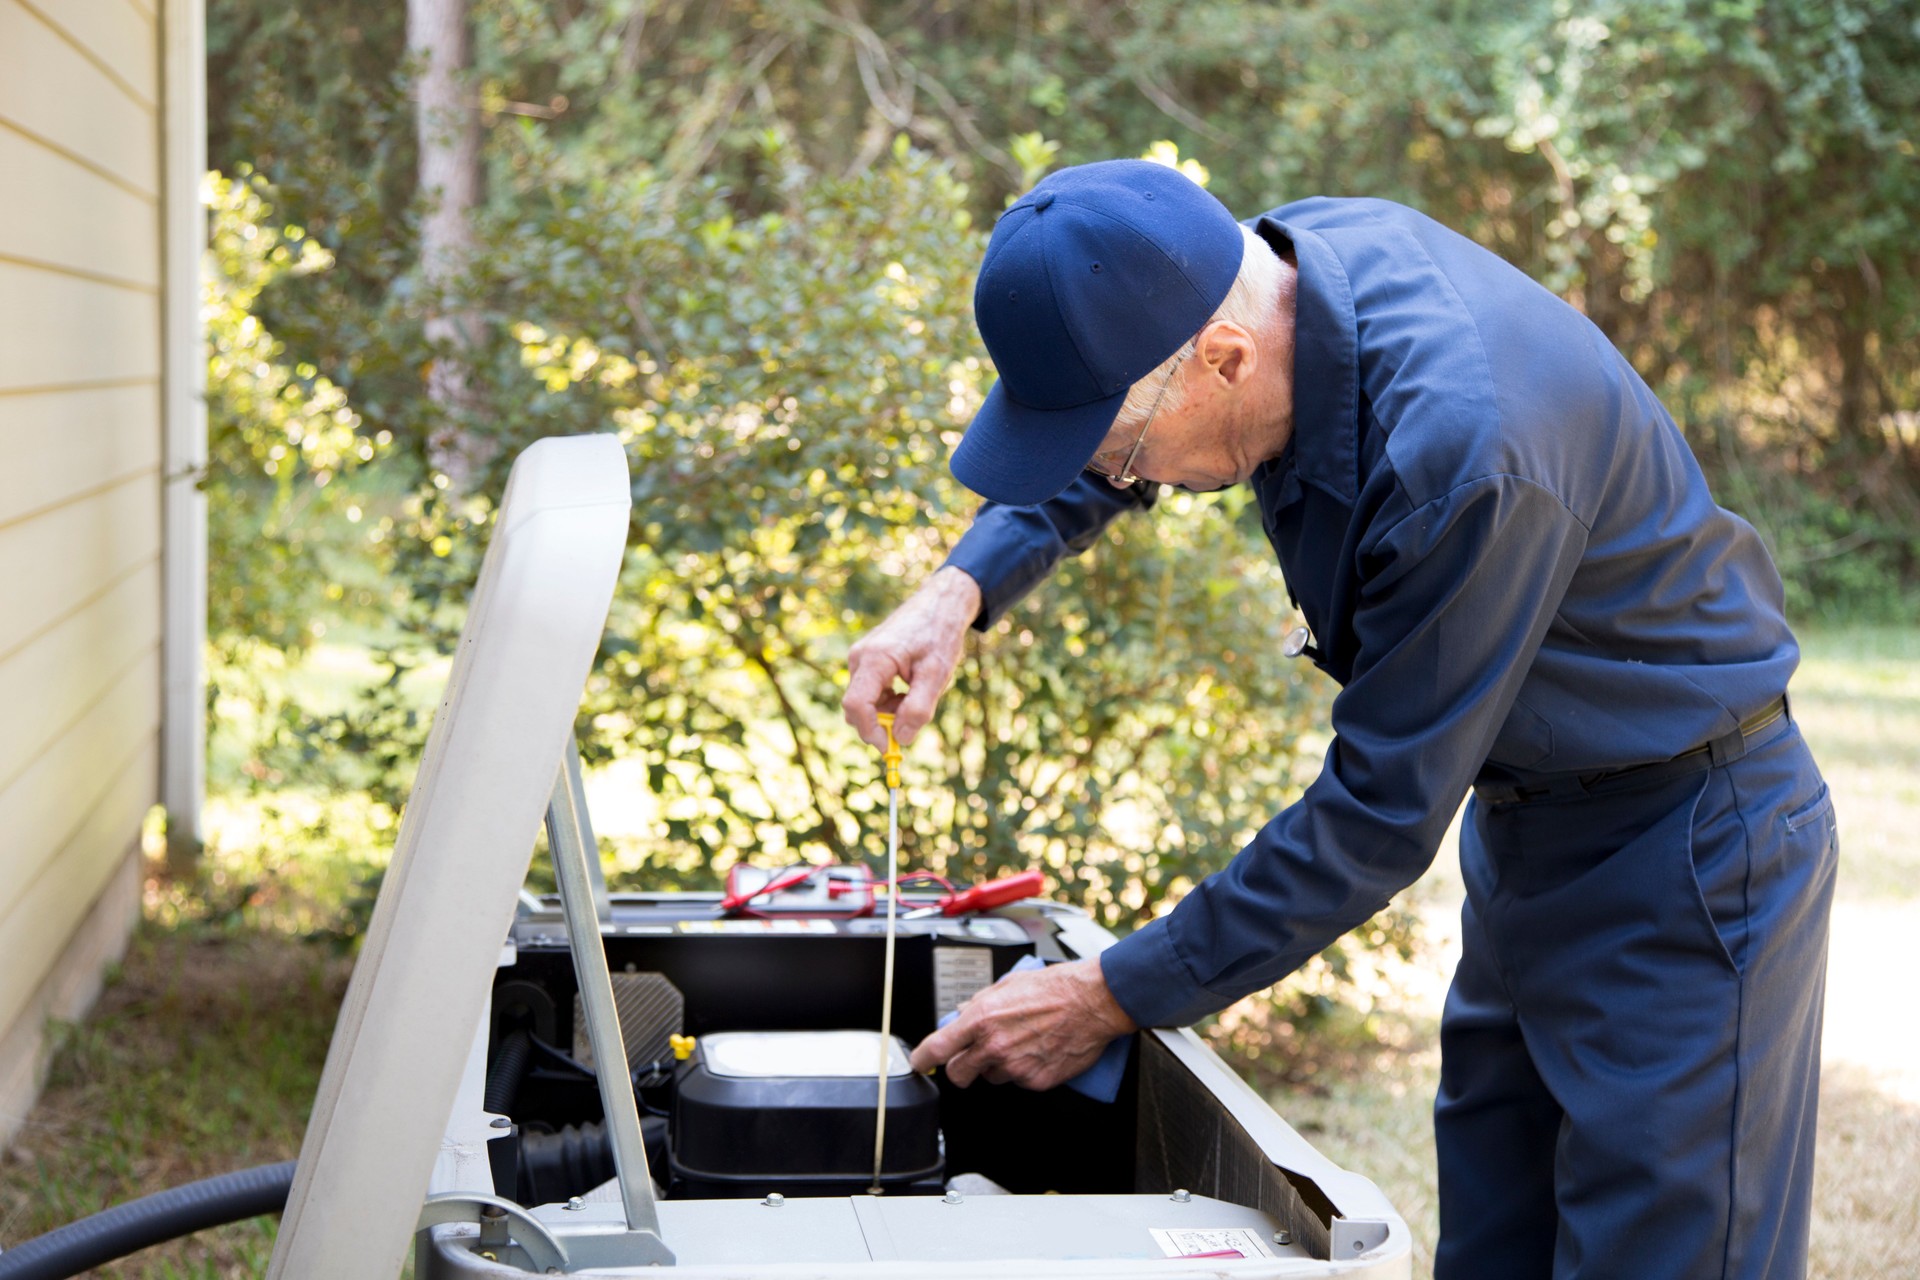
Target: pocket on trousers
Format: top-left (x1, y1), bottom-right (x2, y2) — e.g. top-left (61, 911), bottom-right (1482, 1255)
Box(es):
top-left (1682, 774), bottom-right (1746, 975)
top-left (1783, 782), bottom-right (1834, 835)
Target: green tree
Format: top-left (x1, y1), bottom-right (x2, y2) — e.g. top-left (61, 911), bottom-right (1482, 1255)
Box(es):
top-left (198, 0), bottom-right (1913, 1005)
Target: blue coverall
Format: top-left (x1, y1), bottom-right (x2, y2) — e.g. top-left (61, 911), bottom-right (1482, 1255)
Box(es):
top-left (943, 197), bottom-right (1838, 1279)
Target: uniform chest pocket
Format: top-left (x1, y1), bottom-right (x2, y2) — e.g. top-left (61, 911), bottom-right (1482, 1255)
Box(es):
top-left (1485, 695), bottom-right (1555, 770)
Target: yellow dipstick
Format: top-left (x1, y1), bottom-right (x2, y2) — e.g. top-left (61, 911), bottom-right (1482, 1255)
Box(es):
top-left (877, 712), bottom-right (902, 788)
top-left (870, 713), bottom-right (903, 1194)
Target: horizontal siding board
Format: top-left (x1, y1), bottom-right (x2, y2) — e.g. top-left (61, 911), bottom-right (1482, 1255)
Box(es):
top-left (0, 262), bottom-right (160, 391)
top-left (0, 841), bottom-right (138, 1147)
top-left (0, 560), bottom-right (159, 790)
top-left (0, 384), bottom-right (161, 528)
top-left (0, 737), bottom-right (153, 1040)
top-left (0, 127), bottom-right (160, 287)
top-left (0, 653), bottom-right (157, 905)
top-left (0, 474), bottom-right (159, 661)
top-left (19, 0), bottom-right (158, 107)
top-left (0, 1), bottom-right (156, 192)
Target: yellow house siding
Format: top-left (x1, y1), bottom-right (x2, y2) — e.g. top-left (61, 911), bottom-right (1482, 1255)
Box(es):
top-left (0, 662), bottom-right (159, 1036)
top-left (0, 383), bottom-right (162, 527)
top-left (0, 2), bottom-right (157, 195)
top-left (0, 561), bottom-right (161, 799)
top-left (0, 126), bottom-right (161, 289)
top-left (16, 0), bottom-right (161, 109)
top-left (0, 473), bottom-right (161, 659)
top-left (0, 264), bottom-right (162, 388)
top-left (0, 0), bottom-right (165, 1146)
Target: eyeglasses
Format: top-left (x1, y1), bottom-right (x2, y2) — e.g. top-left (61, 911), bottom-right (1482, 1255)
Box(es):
top-left (1085, 347), bottom-right (1191, 488)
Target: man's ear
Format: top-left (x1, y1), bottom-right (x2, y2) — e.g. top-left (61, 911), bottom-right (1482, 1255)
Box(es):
top-left (1198, 321), bottom-right (1257, 390)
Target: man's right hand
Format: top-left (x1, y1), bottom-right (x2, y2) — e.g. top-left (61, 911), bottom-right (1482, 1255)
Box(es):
top-left (842, 567), bottom-right (982, 750)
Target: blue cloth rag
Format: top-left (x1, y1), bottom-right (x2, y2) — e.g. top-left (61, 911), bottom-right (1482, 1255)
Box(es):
top-left (936, 954), bottom-right (1132, 1103)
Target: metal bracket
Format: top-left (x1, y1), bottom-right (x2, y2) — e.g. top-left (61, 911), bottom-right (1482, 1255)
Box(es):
top-left (556, 736), bottom-right (613, 924)
top-left (542, 742), bottom-right (676, 1266)
top-left (417, 1192), bottom-right (569, 1273)
top-left (1331, 1216), bottom-right (1392, 1258)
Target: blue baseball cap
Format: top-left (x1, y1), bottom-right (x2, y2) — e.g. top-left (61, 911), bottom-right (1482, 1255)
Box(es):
top-left (951, 159), bottom-right (1245, 506)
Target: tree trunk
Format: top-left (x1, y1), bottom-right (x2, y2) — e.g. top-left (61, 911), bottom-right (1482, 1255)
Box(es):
top-left (409, 0), bottom-right (488, 489)
top-left (1832, 248), bottom-right (1892, 465)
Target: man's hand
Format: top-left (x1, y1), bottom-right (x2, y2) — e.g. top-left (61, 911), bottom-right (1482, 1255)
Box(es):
top-left (909, 958), bottom-right (1138, 1091)
top-left (843, 567), bottom-right (982, 750)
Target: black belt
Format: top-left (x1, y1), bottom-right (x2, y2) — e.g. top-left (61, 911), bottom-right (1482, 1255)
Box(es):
top-left (1473, 695), bottom-right (1791, 807)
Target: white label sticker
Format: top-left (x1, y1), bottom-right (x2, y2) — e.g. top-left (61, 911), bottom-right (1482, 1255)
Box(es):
top-left (1148, 1227), bottom-right (1277, 1260)
top-left (932, 946), bottom-right (996, 1019)
top-left (675, 919), bottom-right (837, 934)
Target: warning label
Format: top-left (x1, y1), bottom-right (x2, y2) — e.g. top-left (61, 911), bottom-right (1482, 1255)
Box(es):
top-left (1147, 1227), bottom-right (1277, 1260)
top-left (932, 947), bottom-right (996, 1019)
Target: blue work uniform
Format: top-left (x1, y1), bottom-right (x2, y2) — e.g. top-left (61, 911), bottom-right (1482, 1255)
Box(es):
top-left (942, 197), bottom-right (1837, 1279)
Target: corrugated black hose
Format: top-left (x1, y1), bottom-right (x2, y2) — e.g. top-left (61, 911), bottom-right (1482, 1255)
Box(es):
top-left (485, 1027), bottom-right (534, 1114)
top-left (0, 1160), bottom-right (296, 1280)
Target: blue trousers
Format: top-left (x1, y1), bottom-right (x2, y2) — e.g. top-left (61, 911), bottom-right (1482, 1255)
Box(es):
top-left (1435, 720), bottom-right (1837, 1279)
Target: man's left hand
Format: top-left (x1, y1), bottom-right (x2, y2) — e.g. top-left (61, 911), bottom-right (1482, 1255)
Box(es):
top-left (909, 957), bottom-right (1138, 1090)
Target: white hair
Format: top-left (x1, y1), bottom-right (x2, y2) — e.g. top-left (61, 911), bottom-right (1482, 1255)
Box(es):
top-left (1112, 223), bottom-right (1286, 431)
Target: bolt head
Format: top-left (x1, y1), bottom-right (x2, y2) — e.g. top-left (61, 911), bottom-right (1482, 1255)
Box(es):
top-left (490, 1117), bottom-right (511, 1129)
top-left (943, 1190), bottom-right (964, 1205)
top-left (763, 1192), bottom-right (786, 1206)
top-left (565, 1196), bottom-right (586, 1211)
top-left (1171, 1188), bottom-right (1192, 1203)
top-left (1274, 1230), bottom-right (1293, 1246)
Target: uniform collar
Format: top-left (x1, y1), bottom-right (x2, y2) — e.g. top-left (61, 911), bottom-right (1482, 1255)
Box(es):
top-left (1250, 214), bottom-right (1359, 505)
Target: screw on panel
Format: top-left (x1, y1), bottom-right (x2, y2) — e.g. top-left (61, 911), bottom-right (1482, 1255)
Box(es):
top-left (763, 1192), bottom-right (785, 1207)
top-left (1274, 1230), bottom-right (1293, 1246)
top-left (943, 1190), bottom-right (964, 1205)
top-left (564, 1196), bottom-right (586, 1211)
top-left (490, 1117), bottom-right (511, 1129)
top-left (1171, 1189), bottom-right (1192, 1203)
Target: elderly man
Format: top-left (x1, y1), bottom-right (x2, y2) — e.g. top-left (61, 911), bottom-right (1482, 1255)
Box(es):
top-left (841, 159), bottom-right (1835, 1279)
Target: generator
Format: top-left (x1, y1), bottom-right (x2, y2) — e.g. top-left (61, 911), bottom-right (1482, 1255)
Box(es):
top-left (257, 435), bottom-right (1414, 1278)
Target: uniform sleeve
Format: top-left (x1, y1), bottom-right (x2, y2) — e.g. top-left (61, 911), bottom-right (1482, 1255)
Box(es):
top-left (1100, 474), bottom-right (1590, 1027)
top-left (941, 474), bottom-right (1156, 630)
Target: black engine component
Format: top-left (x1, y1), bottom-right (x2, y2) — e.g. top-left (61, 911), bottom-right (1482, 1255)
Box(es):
top-left (668, 1031), bottom-right (944, 1198)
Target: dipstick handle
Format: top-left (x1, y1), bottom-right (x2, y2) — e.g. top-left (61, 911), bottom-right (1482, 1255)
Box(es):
top-left (875, 713), bottom-right (902, 790)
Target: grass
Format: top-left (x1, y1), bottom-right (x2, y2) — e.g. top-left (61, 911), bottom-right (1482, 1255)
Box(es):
top-left (1787, 625), bottom-right (1920, 902)
top-left (0, 922), bottom-right (351, 1277)
top-left (3, 625), bottom-right (1915, 1277)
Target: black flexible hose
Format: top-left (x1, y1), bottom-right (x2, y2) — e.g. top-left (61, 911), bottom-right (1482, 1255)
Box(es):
top-left (485, 1027), bottom-right (534, 1114)
top-left (0, 1160), bottom-right (295, 1280)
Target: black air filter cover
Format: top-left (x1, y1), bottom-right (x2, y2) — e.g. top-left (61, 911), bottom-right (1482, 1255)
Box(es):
top-left (669, 1030), bottom-right (942, 1197)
